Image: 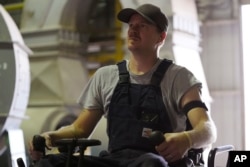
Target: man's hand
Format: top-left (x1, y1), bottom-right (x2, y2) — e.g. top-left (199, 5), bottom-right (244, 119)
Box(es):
top-left (155, 132), bottom-right (191, 163)
top-left (28, 133), bottom-right (52, 161)
top-left (28, 139), bottom-right (44, 161)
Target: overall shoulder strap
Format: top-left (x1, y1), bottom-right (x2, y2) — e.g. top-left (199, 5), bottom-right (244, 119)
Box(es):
top-left (150, 59), bottom-right (172, 86)
top-left (117, 60), bottom-right (130, 84)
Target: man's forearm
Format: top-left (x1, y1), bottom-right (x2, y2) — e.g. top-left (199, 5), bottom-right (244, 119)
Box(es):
top-left (44, 124), bottom-right (79, 142)
top-left (187, 121), bottom-right (217, 149)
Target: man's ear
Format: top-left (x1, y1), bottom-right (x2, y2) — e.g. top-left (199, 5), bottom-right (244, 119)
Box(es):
top-left (159, 32), bottom-right (167, 42)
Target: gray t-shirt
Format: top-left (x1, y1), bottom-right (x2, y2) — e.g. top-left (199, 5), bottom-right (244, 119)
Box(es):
top-left (78, 58), bottom-right (201, 132)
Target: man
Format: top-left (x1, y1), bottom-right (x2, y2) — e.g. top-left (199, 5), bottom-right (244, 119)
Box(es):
top-left (29, 4), bottom-right (217, 167)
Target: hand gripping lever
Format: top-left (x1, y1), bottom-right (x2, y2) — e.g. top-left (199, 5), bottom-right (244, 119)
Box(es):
top-left (148, 131), bottom-right (165, 146)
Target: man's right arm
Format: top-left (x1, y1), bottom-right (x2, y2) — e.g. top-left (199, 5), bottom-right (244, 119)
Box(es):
top-left (29, 109), bottom-right (103, 160)
top-left (45, 109), bottom-right (103, 145)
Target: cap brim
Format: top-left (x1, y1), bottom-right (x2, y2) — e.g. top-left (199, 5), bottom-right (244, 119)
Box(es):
top-left (117, 8), bottom-right (138, 23)
top-left (117, 8), bottom-right (155, 25)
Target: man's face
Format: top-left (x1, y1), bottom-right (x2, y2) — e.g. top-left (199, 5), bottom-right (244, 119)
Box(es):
top-left (127, 14), bottom-right (163, 53)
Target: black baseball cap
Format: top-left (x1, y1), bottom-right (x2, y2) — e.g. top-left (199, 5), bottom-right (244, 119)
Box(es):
top-left (117, 4), bottom-right (168, 32)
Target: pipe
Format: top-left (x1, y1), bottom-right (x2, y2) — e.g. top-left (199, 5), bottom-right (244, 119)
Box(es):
top-left (3, 3), bottom-right (23, 11)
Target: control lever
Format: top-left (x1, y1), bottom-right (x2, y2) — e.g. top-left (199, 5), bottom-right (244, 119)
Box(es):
top-left (16, 157), bottom-right (25, 167)
top-left (16, 135), bottom-right (45, 167)
top-left (148, 131), bottom-right (165, 145)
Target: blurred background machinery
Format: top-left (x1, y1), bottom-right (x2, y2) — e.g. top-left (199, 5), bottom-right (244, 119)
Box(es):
top-left (0, 4), bottom-right (30, 166)
top-left (1, 0), bottom-right (124, 166)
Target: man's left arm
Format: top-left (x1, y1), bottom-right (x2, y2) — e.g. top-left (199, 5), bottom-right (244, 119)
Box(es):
top-left (181, 86), bottom-right (217, 149)
top-left (156, 86), bottom-right (217, 162)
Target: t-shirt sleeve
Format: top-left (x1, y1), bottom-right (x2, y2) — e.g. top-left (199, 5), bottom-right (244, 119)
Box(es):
top-left (78, 68), bottom-right (104, 111)
top-left (171, 67), bottom-right (202, 111)
top-left (77, 65), bottom-right (119, 113)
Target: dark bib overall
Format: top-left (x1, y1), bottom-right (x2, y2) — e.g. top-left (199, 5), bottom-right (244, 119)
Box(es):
top-left (108, 59), bottom-right (173, 153)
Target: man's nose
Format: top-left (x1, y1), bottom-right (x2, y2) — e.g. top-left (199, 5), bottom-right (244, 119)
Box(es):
top-left (129, 24), bottom-right (140, 31)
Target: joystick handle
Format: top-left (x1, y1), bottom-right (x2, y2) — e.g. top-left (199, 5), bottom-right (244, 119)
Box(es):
top-left (32, 135), bottom-right (46, 156)
top-left (148, 131), bottom-right (165, 146)
top-left (16, 158), bottom-right (25, 167)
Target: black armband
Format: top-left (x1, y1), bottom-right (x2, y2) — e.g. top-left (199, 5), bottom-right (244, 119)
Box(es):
top-left (182, 100), bottom-right (208, 115)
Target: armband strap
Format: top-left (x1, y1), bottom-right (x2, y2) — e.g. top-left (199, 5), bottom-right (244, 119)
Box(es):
top-left (182, 100), bottom-right (208, 115)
